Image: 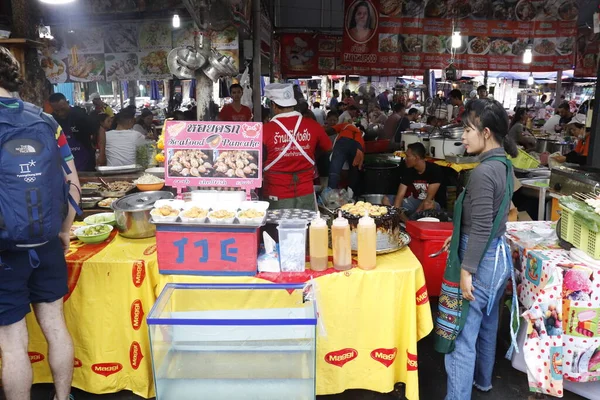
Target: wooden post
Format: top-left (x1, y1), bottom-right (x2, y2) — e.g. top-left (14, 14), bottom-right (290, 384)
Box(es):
top-left (10, 0), bottom-right (50, 106)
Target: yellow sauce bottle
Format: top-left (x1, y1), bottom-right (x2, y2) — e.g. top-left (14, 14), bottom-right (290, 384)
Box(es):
top-left (332, 211), bottom-right (352, 271)
top-left (309, 212), bottom-right (329, 271)
top-left (357, 211), bottom-right (376, 270)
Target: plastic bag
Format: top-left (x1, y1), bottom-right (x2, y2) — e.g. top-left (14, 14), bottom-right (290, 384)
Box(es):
top-left (240, 66), bottom-right (253, 110)
top-left (319, 187), bottom-right (354, 210)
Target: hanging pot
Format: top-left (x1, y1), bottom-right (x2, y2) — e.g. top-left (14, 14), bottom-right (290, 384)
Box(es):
top-left (203, 65), bottom-right (222, 82)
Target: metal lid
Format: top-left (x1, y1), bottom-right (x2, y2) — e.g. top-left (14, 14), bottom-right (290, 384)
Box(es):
top-left (112, 191), bottom-right (173, 212)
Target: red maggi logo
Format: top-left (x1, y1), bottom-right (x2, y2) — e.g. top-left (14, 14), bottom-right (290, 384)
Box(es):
top-left (132, 260), bottom-right (146, 288)
top-left (28, 352), bottom-right (44, 363)
top-left (129, 341), bottom-right (144, 370)
top-left (407, 351), bottom-right (418, 371)
top-left (370, 347), bottom-right (397, 368)
top-left (74, 358), bottom-right (82, 368)
top-left (91, 363), bottom-right (123, 377)
top-left (144, 245), bottom-right (157, 256)
top-left (416, 285), bottom-right (429, 306)
top-left (131, 299), bottom-right (144, 330)
top-left (325, 348), bottom-right (358, 368)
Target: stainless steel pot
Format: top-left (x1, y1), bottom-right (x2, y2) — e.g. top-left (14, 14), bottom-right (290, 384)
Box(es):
top-left (535, 139), bottom-right (571, 155)
top-left (112, 191), bottom-right (173, 238)
top-left (441, 124), bottom-right (464, 139)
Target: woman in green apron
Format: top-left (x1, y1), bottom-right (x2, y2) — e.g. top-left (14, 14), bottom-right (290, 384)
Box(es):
top-left (434, 99), bottom-right (519, 399)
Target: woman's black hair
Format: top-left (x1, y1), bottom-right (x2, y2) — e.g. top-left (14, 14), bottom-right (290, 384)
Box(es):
top-left (463, 98), bottom-right (518, 157)
top-left (510, 108), bottom-right (527, 129)
top-left (96, 112), bottom-right (110, 124)
top-left (349, 1), bottom-right (372, 29)
top-left (0, 46), bottom-right (23, 92)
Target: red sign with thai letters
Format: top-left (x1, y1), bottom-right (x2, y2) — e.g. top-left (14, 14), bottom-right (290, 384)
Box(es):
top-left (156, 227), bottom-right (259, 276)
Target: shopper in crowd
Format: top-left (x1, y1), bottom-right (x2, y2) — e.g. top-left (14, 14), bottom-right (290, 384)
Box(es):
top-left (343, 89), bottom-right (356, 107)
top-left (338, 104), bottom-right (359, 124)
top-left (261, 106), bottom-right (271, 124)
top-left (327, 117), bottom-right (365, 193)
top-left (298, 101), bottom-right (316, 121)
top-left (105, 111), bottom-right (147, 166)
top-left (436, 98), bottom-right (518, 400)
top-left (551, 114), bottom-right (590, 165)
top-left (312, 102), bottom-right (327, 125)
top-left (218, 83), bottom-right (252, 122)
top-left (389, 142), bottom-right (442, 215)
top-left (0, 45), bottom-right (78, 400)
top-left (555, 102), bottom-right (574, 132)
top-left (368, 104), bottom-right (387, 124)
top-left (508, 108), bottom-right (536, 151)
top-left (133, 108), bottom-right (155, 139)
top-left (95, 113), bottom-right (112, 166)
top-left (407, 107), bottom-right (420, 123)
top-left (477, 85), bottom-right (488, 99)
top-left (378, 89), bottom-right (391, 112)
top-left (383, 102), bottom-right (409, 142)
top-left (449, 89), bottom-right (466, 124)
top-left (329, 89), bottom-right (340, 111)
top-left (49, 92), bottom-right (97, 172)
top-left (89, 92), bottom-right (114, 117)
top-left (262, 83), bottom-right (331, 210)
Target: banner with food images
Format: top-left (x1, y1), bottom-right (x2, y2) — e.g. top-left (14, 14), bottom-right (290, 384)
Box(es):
top-left (280, 33), bottom-right (416, 77)
top-left (574, 28), bottom-right (600, 78)
top-left (163, 120), bottom-right (263, 192)
top-left (39, 21), bottom-right (239, 83)
top-left (342, 0), bottom-right (578, 72)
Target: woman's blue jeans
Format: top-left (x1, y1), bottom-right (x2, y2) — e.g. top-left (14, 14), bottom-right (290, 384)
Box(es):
top-left (444, 234), bottom-right (511, 400)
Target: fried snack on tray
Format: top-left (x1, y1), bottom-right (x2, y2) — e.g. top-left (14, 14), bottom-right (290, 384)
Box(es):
top-left (182, 207), bottom-right (208, 219)
top-left (210, 210), bottom-right (236, 219)
top-left (340, 201), bottom-right (388, 217)
top-left (151, 205), bottom-right (179, 217)
top-left (238, 209), bottom-right (265, 219)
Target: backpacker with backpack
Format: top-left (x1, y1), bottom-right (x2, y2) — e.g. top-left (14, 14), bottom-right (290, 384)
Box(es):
top-left (0, 99), bottom-right (80, 257)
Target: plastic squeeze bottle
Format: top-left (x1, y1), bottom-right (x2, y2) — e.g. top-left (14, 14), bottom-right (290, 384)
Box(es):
top-left (309, 212), bottom-right (329, 271)
top-left (332, 210), bottom-right (352, 271)
top-left (357, 211), bottom-right (376, 270)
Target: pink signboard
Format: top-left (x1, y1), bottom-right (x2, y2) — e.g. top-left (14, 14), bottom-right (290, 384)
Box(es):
top-left (163, 120), bottom-right (263, 195)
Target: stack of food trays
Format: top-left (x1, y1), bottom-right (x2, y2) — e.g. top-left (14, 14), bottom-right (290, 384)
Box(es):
top-left (150, 200), bottom-right (269, 227)
top-left (80, 181), bottom-right (135, 209)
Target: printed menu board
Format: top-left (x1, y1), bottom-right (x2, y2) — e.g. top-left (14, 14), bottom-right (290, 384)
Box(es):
top-left (163, 121), bottom-right (263, 192)
top-left (342, 0), bottom-right (578, 72)
top-left (39, 21), bottom-right (240, 83)
top-left (280, 33), bottom-right (416, 77)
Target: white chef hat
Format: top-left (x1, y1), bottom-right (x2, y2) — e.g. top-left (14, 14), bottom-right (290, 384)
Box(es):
top-left (570, 113), bottom-right (586, 125)
top-left (264, 83), bottom-right (297, 107)
top-left (90, 92), bottom-right (101, 101)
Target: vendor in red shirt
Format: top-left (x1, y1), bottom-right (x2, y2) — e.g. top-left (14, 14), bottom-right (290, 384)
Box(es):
top-left (263, 83), bottom-right (332, 210)
top-left (218, 83), bottom-right (253, 122)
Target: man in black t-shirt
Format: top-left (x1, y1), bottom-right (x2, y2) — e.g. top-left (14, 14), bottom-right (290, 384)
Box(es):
top-left (392, 142), bottom-right (442, 215)
top-left (49, 93), bottom-right (97, 172)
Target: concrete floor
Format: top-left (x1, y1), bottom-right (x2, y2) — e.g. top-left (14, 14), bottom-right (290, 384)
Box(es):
top-left (2, 301), bottom-right (589, 400)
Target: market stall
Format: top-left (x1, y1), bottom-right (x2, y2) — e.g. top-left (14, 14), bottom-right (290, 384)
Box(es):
top-left (507, 221), bottom-right (600, 399)
top-left (18, 232), bottom-right (431, 399)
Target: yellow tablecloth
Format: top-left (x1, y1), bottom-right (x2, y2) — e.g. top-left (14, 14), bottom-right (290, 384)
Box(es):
top-left (19, 234), bottom-right (433, 399)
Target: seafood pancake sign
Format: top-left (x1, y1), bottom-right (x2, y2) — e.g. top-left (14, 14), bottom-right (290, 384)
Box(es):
top-left (163, 120), bottom-right (263, 193)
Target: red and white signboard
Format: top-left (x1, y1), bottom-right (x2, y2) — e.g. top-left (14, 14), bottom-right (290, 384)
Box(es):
top-left (163, 120), bottom-right (263, 195)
